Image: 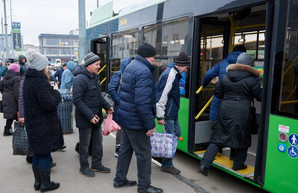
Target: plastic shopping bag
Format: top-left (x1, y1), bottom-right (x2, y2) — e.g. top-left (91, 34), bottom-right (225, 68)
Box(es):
top-left (103, 114), bottom-right (121, 136)
top-left (150, 128), bottom-right (178, 158)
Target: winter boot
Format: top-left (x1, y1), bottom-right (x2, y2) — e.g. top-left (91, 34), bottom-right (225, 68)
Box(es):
top-left (32, 165), bottom-right (41, 190)
top-left (39, 169), bottom-right (60, 192)
top-left (3, 126), bottom-right (13, 136)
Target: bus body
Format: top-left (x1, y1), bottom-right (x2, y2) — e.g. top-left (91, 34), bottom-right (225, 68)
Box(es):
top-left (87, 0), bottom-right (298, 192)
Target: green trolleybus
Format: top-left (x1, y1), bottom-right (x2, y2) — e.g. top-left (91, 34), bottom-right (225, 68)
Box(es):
top-left (86, 0), bottom-right (298, 192)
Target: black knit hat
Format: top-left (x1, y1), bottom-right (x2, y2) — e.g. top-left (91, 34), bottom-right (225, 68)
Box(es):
top-left (84, 52), bottom-right (101, 67)
top-left (174, 52), bottom-right (190, 66)
top-left (233, 45), bottom-right (246, 52)
top-left (137, 43), bottom-right (156, 58)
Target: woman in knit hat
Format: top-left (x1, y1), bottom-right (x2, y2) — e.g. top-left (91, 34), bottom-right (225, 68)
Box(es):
top-left (200, 52), bottom-right (262, 176)
top-left (0, 63), bottom-right (21, 136)
top-left (23, 49), bottom-right (62, 192)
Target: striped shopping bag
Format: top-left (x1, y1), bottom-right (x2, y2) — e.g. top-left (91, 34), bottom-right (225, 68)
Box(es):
top-left (150, 128), bottom-right (178, 158)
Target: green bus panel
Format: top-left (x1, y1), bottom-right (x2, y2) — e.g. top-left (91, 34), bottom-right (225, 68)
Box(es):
top-left (264, 115), bottom-right (298, 193)
top-left (155, 97), bottom-right (189, 153)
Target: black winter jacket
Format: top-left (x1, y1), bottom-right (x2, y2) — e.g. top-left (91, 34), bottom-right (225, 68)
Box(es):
top-left (23, 69), bottom-right (63, 154)
top-left (210, 64), bottom-right (262, 149)
top-left (73, 66), bottom-right (111, 129)
top-left (0, 70), bottom-right (21, 119)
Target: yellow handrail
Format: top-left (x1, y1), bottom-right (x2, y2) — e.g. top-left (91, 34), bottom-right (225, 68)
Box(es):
top-left (195, 96), bottom-right (213, 120)
top-left (100, 77), bottom-right (106, 85)
top-left (196, 86), bottom-right (203, 94)
top-left (98, 64), bottom-right (106, 74)
top-left (280, 100), bottom-right (298, 105)
top-left (283, 56), bottom-right (298, 77)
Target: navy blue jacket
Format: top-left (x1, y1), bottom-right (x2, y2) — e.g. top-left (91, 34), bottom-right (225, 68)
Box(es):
top-left (108, 57), bottom-right (133, 123)
top-left (54, 68), bottom-right (63, 88)
top-left (118, 55), bottom-right (156, 130)
top-left (156, 65), bottom-right (182, 120)
top-left (201, 51), bottom-right (243, 121)
top-left (73, 66), bottom-right (111, 129)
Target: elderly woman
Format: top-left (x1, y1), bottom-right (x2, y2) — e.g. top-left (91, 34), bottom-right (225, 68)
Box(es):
top-left (200, 53), bottom-right (262, 176)
top-left (0, 63), bottom-right (21, 136)
top-left (23, 49), bottom-right (62, 192)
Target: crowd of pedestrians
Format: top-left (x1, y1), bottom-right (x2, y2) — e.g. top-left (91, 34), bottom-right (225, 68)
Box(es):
top-left (0, 41), bottom-right (262, 193)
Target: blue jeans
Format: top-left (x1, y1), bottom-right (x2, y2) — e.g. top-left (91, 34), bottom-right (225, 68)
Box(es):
top-left (161, 119), bottom-right (181, 167)
top-left (32, 153), bottom-right (52, 170)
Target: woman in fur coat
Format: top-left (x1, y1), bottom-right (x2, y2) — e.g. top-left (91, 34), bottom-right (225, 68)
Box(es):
top-left (200, 53), bottom-right (262, 176)
top-left (23, 49), bottom-right (62, 192)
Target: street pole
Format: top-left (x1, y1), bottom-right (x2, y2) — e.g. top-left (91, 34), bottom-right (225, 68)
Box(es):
top-left (78, 0), bottom-right (86, 64)
top-left (1, 17), bottom-right (5, 61)
top-left (10, 0), bottom-right (13, 57)
top-left (3, 0), bottom-right (9, 59)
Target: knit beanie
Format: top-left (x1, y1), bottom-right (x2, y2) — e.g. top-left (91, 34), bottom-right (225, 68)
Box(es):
top-left (233, 45), bottom-right (246, 52)
top-left (236, 53), bottom-right (254, 66)
top-left (84, 52), bottom-right (101, 67)
top-left (137, 43), bottom-right (156, 58)
top-left (8, 63), bottom-right (20, 73)
top-left (26, 49), bottom-right (49, 71)
top-left (174, 52), bottom-right (190, 66)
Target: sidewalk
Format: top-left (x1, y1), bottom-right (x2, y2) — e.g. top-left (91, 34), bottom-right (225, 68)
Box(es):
top-left (0, 114), bottom-right (196, 193)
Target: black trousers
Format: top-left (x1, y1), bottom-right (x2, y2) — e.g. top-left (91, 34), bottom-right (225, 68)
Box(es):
top-left (201, 143), bottom-right (248, 169)
top-left (79, 125), bottom-right (103, 169)
top-left (114, 127), bottom-right (151, 190)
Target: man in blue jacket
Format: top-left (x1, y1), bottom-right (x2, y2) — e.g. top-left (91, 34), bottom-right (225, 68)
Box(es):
top-left (201, 45), bottom-right (246, 122)
top-left (113, 43), bottom-right (163, 193)
top-left (73, 52), bottom-right (113, 177)
top-left (108, 57), bottom-right (133, 157)
top-left (155, 52), bottom-right (190, 175)
top-left (61, 61), bottom-right (77, 91)
top-left (54, 62), bottom-right (66, 89)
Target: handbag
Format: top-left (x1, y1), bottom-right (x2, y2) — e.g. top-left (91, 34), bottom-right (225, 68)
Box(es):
top-left (150, 127), bottom-right (178, 158)
top-left (249, 101), bottom-right (259, 135)
top-left (103, 114), bottom-right (121, 136)
top-left (12, 121), bottom-right (29, 155)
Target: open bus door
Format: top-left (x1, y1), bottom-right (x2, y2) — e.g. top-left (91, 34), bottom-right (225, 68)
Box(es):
top-left (189, 3), bottom-right (268, 184)
top-left (91, 36), bottom-right (110, 92)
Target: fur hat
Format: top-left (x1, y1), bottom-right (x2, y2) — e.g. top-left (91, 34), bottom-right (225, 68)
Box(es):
top-left (236, 53), bottom-right (254, 66)
top-left (174, 52), bottom-right (190, 66)
top-left (26, 49), bottom-right (49, 71)
top-left (8, 63), bottom-right (20, 73)
top-left (233, 45), bottom-right (246, 52)
top-left (137, 43), bottom-right (156, 58)
top-left (84, 52), bottom-right (101, 67)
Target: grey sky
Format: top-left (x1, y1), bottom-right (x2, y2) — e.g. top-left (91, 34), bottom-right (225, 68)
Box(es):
top-left (0, 0), bottom-right (148, 45)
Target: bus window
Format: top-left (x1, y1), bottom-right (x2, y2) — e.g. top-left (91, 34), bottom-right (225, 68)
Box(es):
top-left (279, 0), bottom-right (298, 117)
top-left (143, 23), bottom-right (162, 56)
top-left (111, 29), bottom-right (138, 59)
top-left (162, 17), bottom-right (189, 56)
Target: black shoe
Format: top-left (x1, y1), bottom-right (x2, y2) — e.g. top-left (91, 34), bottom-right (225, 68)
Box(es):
top-left (26, 155), bottom-right (33, 164)
top-left (91, 165), bottom-right (110, 173)
top-left (114, 180), bottom-right (137, 188)
top-left (160, 166), bottom-right (181, 175)
top-left (39, 169), bottom-right (60, 192)
top-left (32, 165), bottom-right (40, 190)
top-left (138, 185), bottom-right (163, 193)
top-left (59, 145), bottom-right (66, 150)
top-left (232, 164), bottom-right (247, 171)
top-left (3, 127), bottom-right (13, 136)
top-left (80, 168), bottom-right (95, 177)
top-left (51, 163), bottom-right (56, 168)
top-left (199, 165), bottom-right (208, 176)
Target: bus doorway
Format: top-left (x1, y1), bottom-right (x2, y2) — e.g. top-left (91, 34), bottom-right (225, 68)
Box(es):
top-left (91, 37), bottom-right (110, 92)
top-left (191, 3), bottom-right (267, 180)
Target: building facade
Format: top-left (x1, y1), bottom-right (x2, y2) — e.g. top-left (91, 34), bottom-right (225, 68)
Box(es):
top-left (39, 34), bottom-right (79, 61)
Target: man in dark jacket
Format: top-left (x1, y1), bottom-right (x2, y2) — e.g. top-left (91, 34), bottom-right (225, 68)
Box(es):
top-left (155, 52), bottom-right (190, 175)
top-left (54, 62), bottom-right (66, 89)
top-left (108, 57), bottom-right (133, 157)
top-left (113, 43), bottom-right (163, 193)
top-left (73, 52), bottom-right (113, 177)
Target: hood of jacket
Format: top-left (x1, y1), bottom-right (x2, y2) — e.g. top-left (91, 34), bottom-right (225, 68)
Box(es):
top-left (226, 63), bottom-right (260, 82)
top-left (73, 65), bottom-right (96, 79)
top-left (18, 55), bottom-right (27, 65)
top-left (4, 70), bottom-right (19, 80)
top-left (225, 51), bottom-right (244, 64)
top-left (120, 57), bottom-right (133, 73)
top-left (67, 61), bottom-right (77, 72)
